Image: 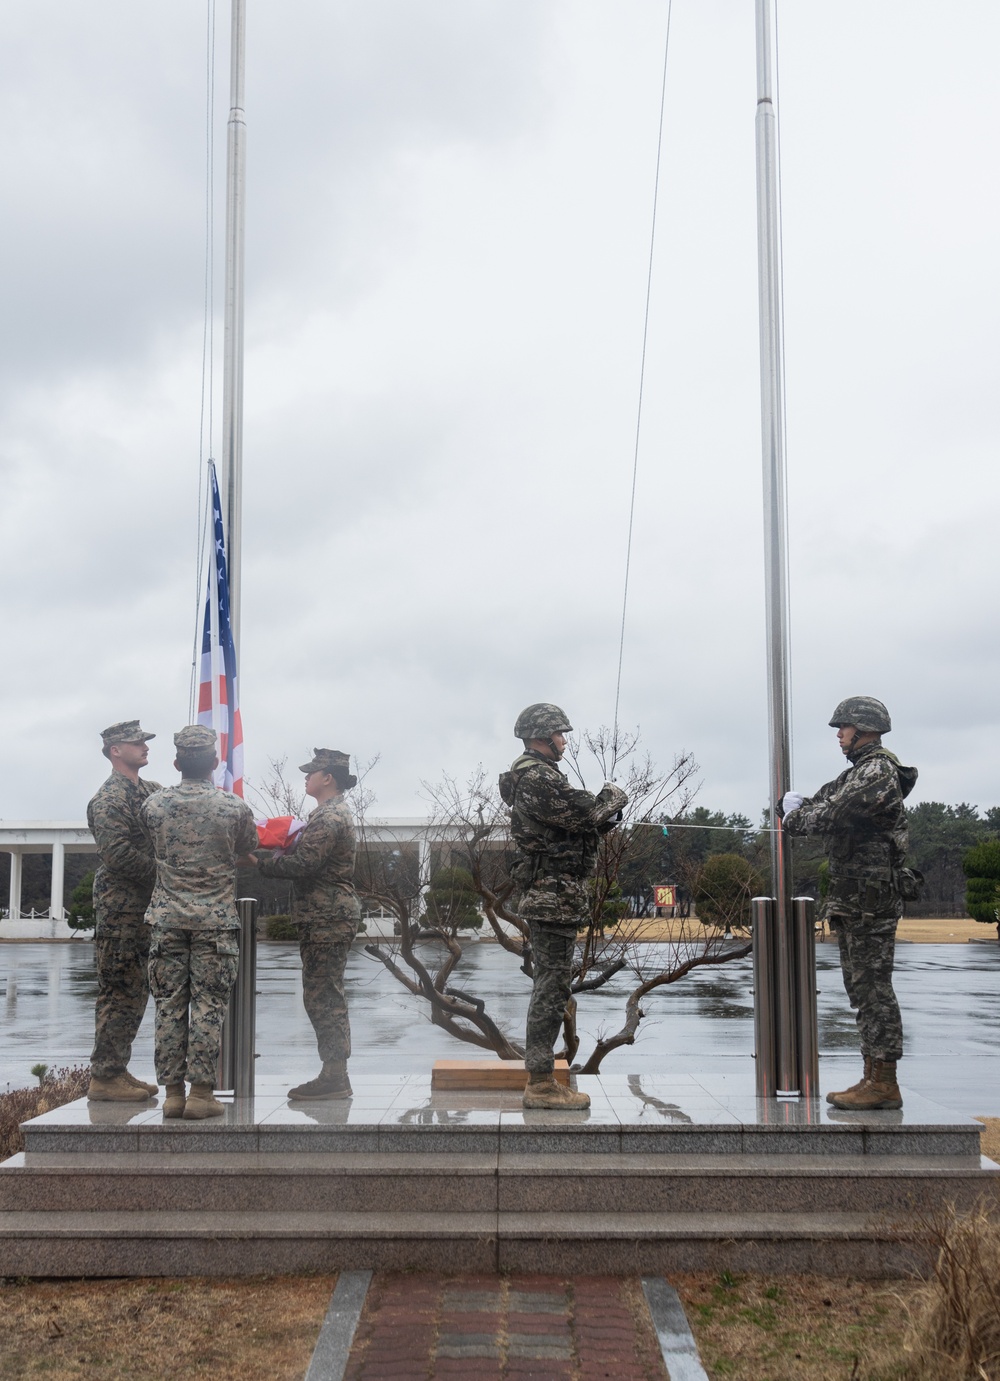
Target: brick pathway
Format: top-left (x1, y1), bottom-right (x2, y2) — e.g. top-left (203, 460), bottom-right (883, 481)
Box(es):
top-left (344, 1274), bottom-right (668, 1380)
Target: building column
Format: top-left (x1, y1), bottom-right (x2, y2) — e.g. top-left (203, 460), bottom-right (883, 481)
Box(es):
top-left (50, 841), bottom-right (66, 928)
top-left (8, 850), bottom-right (22, 921)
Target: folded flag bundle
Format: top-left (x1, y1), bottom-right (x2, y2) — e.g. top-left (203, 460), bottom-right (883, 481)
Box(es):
top-left (254, 816), bottom-right (306, 853)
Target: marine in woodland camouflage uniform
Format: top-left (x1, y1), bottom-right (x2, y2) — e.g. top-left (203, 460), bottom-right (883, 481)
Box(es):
top-left (87, 720), bottom-right (161, 1097)
top-left (141, 726), bottom-right (258, 1092)
top-left (782, 696), bottom-right (917, 1109)
top-left (257, 749), bottom-right (361, 1093)
top-left (499, 705), bottom-right (627, 1103)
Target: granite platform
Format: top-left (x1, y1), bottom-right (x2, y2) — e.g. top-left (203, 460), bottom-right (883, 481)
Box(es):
top-left (2, 1073), bottom-right (996, 1278)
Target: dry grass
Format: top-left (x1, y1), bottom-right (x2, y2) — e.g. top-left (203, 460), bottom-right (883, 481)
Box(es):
top-left (673, 1272), bottom-right (915, 1380)
top-left (565, 915), bottom-right (991, 944)
top-left (881, 1202), bottom-right (1000, 1380)
top-left (0, 1068), bottom-right (90, 1163)
top-left (0, 1275), bottom-right (335, 1380)
top-left (977, 1118), bottom-right (1000, 1164)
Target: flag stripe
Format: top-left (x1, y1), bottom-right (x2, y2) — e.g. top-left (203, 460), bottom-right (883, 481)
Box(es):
top-left (196, 461), bottom-right (244, 797)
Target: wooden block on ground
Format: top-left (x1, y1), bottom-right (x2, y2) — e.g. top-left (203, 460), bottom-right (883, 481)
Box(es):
top-left (431, 1060), bottom-right (570, 1090)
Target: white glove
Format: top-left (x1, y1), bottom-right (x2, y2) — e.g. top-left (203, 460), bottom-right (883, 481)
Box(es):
top-left (782, 791), bottom-right (804, 815)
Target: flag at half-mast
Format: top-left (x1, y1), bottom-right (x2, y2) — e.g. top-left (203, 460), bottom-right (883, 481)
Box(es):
top-left (197, 461), bottom-right (244, 795)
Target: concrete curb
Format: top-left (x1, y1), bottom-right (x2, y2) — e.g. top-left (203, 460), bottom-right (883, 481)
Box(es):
top-left (304, 1269), bottom-right (372, 1381)
top-left (642, 1275), bottom-right (709, 1381)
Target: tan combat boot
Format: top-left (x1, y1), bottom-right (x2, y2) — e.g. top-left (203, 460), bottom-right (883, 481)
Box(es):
top-left (288, 1062), bottom-right (352, 1101)
top-left (522, 1073), bottom-right (591, 1110)
top-left (182, 1084), bottom-right (226, 1119)
top-left (124, 1070), bottom-right (160, 1096)
top-left (826, 1056), bottom-right (872, 1105)
top-left (829, 1060), bottom-right (902, 1111)
top-left (88, 1073), bottom-right (153, 1103)
top-left (163, 1083), bottom-right (187, 1119)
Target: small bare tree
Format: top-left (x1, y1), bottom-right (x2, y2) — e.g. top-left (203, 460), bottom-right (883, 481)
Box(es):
top-left (360, 729), bottom-right (754, 1073)
top-left (245, 755), bottom-right (307, 819)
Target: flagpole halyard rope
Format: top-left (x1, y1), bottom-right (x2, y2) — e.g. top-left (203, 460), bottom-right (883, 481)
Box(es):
top-left (190, 0), bottom-right (218, 722)
top-left (613, 0), bottom-right (674, 743)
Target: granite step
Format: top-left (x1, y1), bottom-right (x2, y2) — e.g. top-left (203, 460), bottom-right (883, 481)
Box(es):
top-left (17, 1094), bottom-right (985, 1160)
top-left (1, 1150), bottom-right (997, 1216)
top-left (0, 1207), bottom-right (937, 1278)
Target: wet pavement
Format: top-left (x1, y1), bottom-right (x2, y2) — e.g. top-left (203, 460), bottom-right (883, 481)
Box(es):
top-left (1, 939), bottom-right (997, 1116)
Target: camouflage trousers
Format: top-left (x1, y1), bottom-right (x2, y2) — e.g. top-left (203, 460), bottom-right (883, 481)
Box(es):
top-left (299, 921), bottom-right (357, 1064)
top-left (148, 926), bottom-right (240, 1086)
top-left (520, 877), bottom-right (585, 1075)
top-left (831, 913), bottom-right (903, 1062)
top-left (90, 918), bottom-right (151, 1079)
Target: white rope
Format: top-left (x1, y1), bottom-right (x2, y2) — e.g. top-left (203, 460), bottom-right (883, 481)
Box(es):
top-left (189, 0), bottom-right (217, 721)
top-left (613, 0), bottom-right (674, 741)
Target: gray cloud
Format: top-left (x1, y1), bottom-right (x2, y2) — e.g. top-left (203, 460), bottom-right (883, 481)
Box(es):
top-left (0, 1), bottom-right (997, 826)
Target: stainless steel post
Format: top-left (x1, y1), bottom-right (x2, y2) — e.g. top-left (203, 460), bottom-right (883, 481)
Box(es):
top-left (216, 897), bottom-right (257, 1097)
top-left (751, 897), bottom-right (776, 1099)
top-left (754, 0), bottom-right (797, 1095)
top-left (221, 0), bottom-right (247, 652)
top-left (792, 896), bottom-right (819, 1100)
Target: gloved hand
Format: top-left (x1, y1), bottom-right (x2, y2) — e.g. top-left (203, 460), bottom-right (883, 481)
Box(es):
top-left (781, 791), bottom-right (804, 816)
top-left (600, 782), bottom-right (629, 812)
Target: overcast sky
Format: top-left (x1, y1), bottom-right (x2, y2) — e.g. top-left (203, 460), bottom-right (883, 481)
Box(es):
top-left (0, 1), bottom-right (997, 822)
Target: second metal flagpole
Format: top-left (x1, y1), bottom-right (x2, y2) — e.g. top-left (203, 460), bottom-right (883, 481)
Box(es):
top-left (754, 0), bottom-right (798, 1095)
top-left (221, 0), bottom-right (247, 656)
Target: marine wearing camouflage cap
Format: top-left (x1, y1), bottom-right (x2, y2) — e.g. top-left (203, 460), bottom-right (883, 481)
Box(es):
top-left (88, 718), bottom-right (161, 1102)
top-left (174, 725), bottom-right (217, 754)
top-left (828, 697), bottom-right (891, 735)
top-left (299, 748), bottom-right (357, 788)
top-left (514, 704), bottom-right (573, 741)
top-left (101, 720), bottom-right (156, 750)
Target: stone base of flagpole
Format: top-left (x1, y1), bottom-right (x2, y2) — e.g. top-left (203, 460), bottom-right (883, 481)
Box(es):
top-left (1, 1073), bottom-right (994, 1278)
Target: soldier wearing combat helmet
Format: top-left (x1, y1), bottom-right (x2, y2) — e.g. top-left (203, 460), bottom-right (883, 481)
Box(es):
top-left (86, 720), bottom-right (162, 1103)
top-left (500, 704), bottom-right (628, 1109)
top-left (251, 748), bottom-right (362, 1100)
top-left (781, 696), bottom-right (918, 1110)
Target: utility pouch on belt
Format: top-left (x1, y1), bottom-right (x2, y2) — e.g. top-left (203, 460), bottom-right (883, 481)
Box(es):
top-left (894, 866), bottom-right (924, 902)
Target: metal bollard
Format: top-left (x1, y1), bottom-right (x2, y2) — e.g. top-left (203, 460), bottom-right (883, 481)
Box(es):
top-left (751, 897), bottom-right (776, 1099)
top-left (217, 897), bottom-right (258, 1099)
top-left (792, 896), bottom-right (820, 1101)
top-left (773, 896), bottom-right (799, 1097)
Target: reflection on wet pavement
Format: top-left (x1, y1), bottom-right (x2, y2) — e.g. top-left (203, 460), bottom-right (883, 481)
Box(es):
top-left (1, 940), bottom-right (997, 1115)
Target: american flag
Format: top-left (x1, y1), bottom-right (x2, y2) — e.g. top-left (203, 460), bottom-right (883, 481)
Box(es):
top-left (197, 460), bottom-right (244, 795)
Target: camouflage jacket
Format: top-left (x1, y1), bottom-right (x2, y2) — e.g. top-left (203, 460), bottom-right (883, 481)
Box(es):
top-left (257, 796), bottom-right (360, 930)
top-left (140, 780), bottom-right (258, 931)
top-left (783, 739), bottom-right (918, 918)
top-left (498, 750), bottom-right (626, 885)
top-left (87, 772), bottom-right (163, 925)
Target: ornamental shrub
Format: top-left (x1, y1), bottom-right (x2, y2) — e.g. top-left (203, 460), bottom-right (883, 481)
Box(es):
top-left (962, 839), bottom-right (1000, 932)
top-left (67, 870), bottom-right (96, 931)
top-left (423, 866), bottom-right (482, 931)
top-left (694, 853), bottom-right (766, 933)
top-left (264, 913), bottom-right (297, 941)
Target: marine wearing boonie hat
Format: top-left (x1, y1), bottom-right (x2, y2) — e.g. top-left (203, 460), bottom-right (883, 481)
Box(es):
top-left (299, 748), bottom-right (357, 789)
top-left (101, 720), bottom-right (155, 754)
top-left (174, 725), bottom-right (217, 754)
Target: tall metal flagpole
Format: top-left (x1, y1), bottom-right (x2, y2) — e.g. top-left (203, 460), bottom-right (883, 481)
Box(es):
top-left (754, 0), bottom-right (798, 1095)
top-left (221, 0), bottom-right (246, 655)
top-left (216, 0), bottom-right (254, 1099)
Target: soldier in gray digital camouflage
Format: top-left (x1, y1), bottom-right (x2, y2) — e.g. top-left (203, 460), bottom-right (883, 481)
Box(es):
top-left (252, 748), bottom-right (361, 1100)
top-left (781, 696), bottom-right (918, 1110)
top-left (87, 720), bottom-right (162, 1103)
top-left (141, 725), bottom-right (259, 1120)
top-left (499, 704), bottom-right (628, 1110)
